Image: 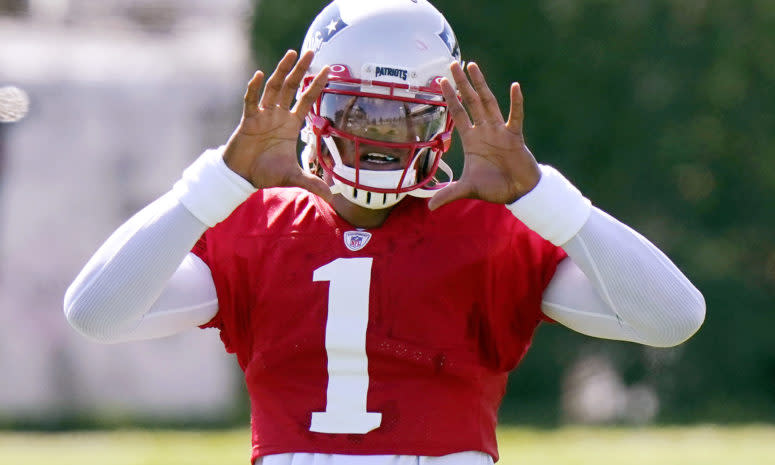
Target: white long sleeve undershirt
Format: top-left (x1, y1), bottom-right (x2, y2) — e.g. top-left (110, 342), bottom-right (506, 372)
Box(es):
top-left (63, 191), bottom-right (217, 343)
top-left (542, 207), bottom-right (705, 346)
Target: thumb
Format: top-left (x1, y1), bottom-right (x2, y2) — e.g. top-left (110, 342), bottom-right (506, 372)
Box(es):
top-left (427, 180), bottom-right (473, 211)
top-left (292, 171), bottom-right (334, 203)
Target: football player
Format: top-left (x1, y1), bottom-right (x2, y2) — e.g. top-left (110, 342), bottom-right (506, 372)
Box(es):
top-left (64, 1), bottom-right (705, 464)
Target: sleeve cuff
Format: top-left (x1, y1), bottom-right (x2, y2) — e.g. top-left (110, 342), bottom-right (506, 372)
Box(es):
top-left (171, 146), bottom-right (258, 227)
top-left (505, 164), bottom-right (592, 246)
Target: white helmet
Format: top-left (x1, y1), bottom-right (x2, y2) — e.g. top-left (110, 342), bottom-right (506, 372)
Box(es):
top-left (299, 0), bottom-right (462, 209)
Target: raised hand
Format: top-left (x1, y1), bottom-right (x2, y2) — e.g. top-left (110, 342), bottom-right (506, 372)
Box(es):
top-left (428, 62), bottom-right (541, 210)
top-left (223, 50), bottom-right (332, 201)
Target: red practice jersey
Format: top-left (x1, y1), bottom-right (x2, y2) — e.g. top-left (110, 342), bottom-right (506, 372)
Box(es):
top-left (193, 189), bottom-right (566, 462)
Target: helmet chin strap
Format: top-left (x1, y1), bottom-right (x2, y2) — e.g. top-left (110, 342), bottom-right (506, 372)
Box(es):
top-left (405, 160), bottom-right (454, 198)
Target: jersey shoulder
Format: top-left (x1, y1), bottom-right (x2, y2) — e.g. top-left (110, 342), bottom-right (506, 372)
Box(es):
top-left (215, 187), bottom-right (331, 235)
top-left (425, 197), bottom-right (567, 285)
top-left (424, 197), bottom-right (543, 240)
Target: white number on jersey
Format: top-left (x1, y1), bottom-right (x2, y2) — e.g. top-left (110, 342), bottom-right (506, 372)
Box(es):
top-left (309, 257), bottom-right (383, 434)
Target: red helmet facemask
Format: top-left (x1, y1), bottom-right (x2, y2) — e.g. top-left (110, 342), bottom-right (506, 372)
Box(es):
top-left (301, 65), bottom-right (455, 208)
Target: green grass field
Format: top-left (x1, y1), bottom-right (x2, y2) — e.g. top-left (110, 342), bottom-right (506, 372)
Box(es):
top-left (1, 425), bottom-right (773, 464)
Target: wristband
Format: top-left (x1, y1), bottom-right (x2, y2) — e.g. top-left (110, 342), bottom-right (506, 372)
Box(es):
top-left (171, 146), bottom-right (257, 227)
top-left (506, 164), bottom-right (592, 246)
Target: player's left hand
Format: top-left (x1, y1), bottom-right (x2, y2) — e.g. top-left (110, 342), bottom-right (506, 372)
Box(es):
top-left (428, 62), bottom-right (541, 210)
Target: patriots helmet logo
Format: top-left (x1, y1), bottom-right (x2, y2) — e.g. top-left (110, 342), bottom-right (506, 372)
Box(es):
top-left (303, 2), bottom-right (349, 54)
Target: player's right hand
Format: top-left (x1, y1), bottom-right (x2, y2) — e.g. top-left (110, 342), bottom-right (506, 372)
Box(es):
top-left (223, 50), bottom-right (332, 202)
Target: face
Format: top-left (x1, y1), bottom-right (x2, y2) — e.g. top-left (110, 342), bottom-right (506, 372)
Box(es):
top-left (318, 84), bottom-right (447, 172)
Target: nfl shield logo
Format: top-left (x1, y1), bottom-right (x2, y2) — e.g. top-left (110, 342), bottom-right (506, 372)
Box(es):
top-left (343, 231), bottom-right (372, 251)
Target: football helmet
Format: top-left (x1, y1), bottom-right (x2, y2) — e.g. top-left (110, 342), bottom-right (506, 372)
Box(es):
top-left (299, 0), bottom-right (462, 209)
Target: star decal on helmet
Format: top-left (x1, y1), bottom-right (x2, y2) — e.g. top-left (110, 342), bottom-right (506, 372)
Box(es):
top-left (325, 19), bottom-right (340, 36)
top-left (303, 3), bottom-right (348, 54)
top-left (438, 22), bottom-right (461, 62)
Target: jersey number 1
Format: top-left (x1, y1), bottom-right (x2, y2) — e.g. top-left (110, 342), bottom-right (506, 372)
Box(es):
top-left (309, 257), bottom-right (383, 434)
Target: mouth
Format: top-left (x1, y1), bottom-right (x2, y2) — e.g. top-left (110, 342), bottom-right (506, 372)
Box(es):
top-left (359, 152), bottom-right (402, 170)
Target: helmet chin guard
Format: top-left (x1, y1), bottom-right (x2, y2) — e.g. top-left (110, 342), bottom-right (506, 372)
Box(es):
top-left (325, 160), bottom-right (456, 209)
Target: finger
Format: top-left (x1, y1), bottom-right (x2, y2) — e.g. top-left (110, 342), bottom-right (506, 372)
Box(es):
top-left (439, 77), bottom-right (471, 131)
top-left (290, 170), bottom-right (334, 203)
top-left (292, 65), bottom-right (330, 118)
top-left (505, 82), bottom-right (524, 135)
top-left (260, 50), bottom-right (298, 108)
top-left (450, 62), bottom-right (487, 125)
top-left (278, 50), bottom-right (315, 110)
top-left (467, 62), bottom-right (504, 124)
top-left (427, 180), bottom-right (474, 211)
top-left (243, 70), bottom-right (264, 118)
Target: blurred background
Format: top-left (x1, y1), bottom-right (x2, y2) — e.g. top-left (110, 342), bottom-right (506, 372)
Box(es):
top-left (0, 0), bottom-right (773, 436)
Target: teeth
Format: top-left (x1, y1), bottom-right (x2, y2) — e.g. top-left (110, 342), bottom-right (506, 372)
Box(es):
top-left (363, 153), bottom-right (398, 163)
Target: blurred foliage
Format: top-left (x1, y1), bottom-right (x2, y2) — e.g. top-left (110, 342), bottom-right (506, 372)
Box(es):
top-left (252, 0), bottom-right (775, 423)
